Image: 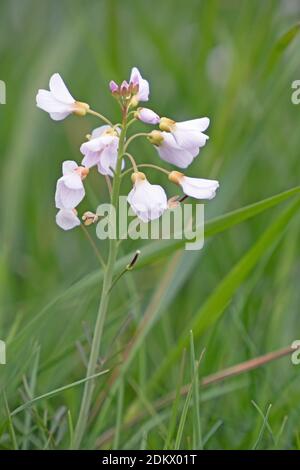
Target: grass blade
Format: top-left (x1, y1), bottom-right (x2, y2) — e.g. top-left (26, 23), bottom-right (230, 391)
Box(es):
top-left (190, 331), bottom-right (203, 450)
top-left (3, 392), bottom-right (18, 450)
top-left (148, 198), bottom-right (300, 391)
top-left (11, 369), bottom-right (109, 417)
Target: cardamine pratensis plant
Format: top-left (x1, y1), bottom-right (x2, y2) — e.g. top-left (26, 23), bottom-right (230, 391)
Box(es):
top-left (36, 67), bottom-right (220, 448)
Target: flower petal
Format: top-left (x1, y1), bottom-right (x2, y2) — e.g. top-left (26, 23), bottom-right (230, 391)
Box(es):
top-left (180, 176), bottom-right (219, 200)
top-left (56, 209), bottom-right (80, 230)
top-left (49, 111), bottom-right (72, 121)
top-left (97, 144), bottom-right (118, 176)
top-left (176, 118), bottom-right (210, 132)
top-left (156, 132), bottom-right (198, 168)
top-left (55, 178), bottom-right (85, 209)
top-left (49, 73), bottom-right (75, 104)
top-left (62, 160), bottom-right (78, 175)
top-left (91, 125), bottom-right (111, 139)
top-left (172, 128), bottom-right (209, 149)
top-left (130, 67), bottom-right (149, 102)
top-left (127, 180), bottom-right (167, 222)
top-left (36, 90), bottom-right (72, 113)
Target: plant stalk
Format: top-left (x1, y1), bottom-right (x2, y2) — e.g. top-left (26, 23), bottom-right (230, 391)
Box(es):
top-left (73, 112), bottom-right (127, 449)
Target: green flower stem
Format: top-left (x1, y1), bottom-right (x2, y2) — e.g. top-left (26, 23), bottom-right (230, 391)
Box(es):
top-left (121, 163), bottom-right (170, 179)
top-left (87, 109), bottom-right (113, 126)
top-left (73, 113), bottom-right (127, 449)
top-left (124, 132), bottom-right (150, 151)
top-left (123, 152), bottom-right (138, 172)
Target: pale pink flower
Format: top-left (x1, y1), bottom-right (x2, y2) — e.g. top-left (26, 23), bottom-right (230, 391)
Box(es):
top-left (36, 73), bottom-right (89, 120)
top-left (160, 117), bottom-right (209, 149)
top-left (135, 107), bottom-right (160, 125)
top-left (169, 171), bottom-right (219, 200)
top-left (55, 161), bottom-right (88, 210)
top-left (149, 130), bottom-right (199, 168)
top-left (80, 126), bottom-right (120, 177)
top-left (56, 208), bottom-right (81, 230)
top-left (129, 67), bottom-right (149, 102)
top-left (127, 172), bottom-right (168, 222)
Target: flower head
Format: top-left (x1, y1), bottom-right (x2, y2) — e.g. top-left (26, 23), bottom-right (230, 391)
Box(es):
top-left (80, 126), bottom-right (120, 177)
top-left (159, 117), bottom-right (210, 149)
top-left (127, 172), bottom-right (168, 222)
top-left (55, 160), bottom-right (88, 210)
top-left (169, 171), bottom-right (219, 200)
top-left (36, 73), bottom-right (89, 120)
top-left (135, 107), bottom-right (160, 125)
top-left (149, 130), bottom-right (199, 168)
top-left (108, 67), bottom-right (149, 105)
top-left (56, 208), bottom-right (81, 230)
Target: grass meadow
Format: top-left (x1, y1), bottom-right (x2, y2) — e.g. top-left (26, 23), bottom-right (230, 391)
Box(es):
top-left (0, 0), bottom-right (300, 450)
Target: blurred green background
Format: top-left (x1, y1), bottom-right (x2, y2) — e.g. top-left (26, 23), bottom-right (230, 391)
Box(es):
top-left (0, 0), bottom-right (300, 450)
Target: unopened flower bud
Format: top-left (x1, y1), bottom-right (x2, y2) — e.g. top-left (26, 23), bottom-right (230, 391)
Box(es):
top-left (159, 117), bottom-right (175, 132)
top-left (127, 250), bottom-right (141, 270)
top-left (120, 80), bottom-right (130, 96)
top-left (135, 107), bottom-right (160, 125)
top-left (109, 80), bottom-right (119, 95)
top-left (82, 211), bottom-right (99, 226)
top-left (73, 101), bottom-right (90, 117)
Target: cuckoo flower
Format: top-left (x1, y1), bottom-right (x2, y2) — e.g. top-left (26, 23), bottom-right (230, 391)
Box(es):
top-left (159, 117), bottom-right (210, 149)
top-left (149, 130), bottom-right (199, 168)
top-left (55, 160), bottom-right (88, 210)
top-left (56, 208), bottom-right (81, 230)
top-left (127, 172), bottom-right (168, 222)
top-left (35, 66), bottom-right (221, 449)
top-left (169, 171), bottom-right (219, 200)
top-left (80, 126), bottom-right (120, 177)
top-left (129, 67), bottom-right (150, 102)
top-left (36, 73), bottom-right (89, 121)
